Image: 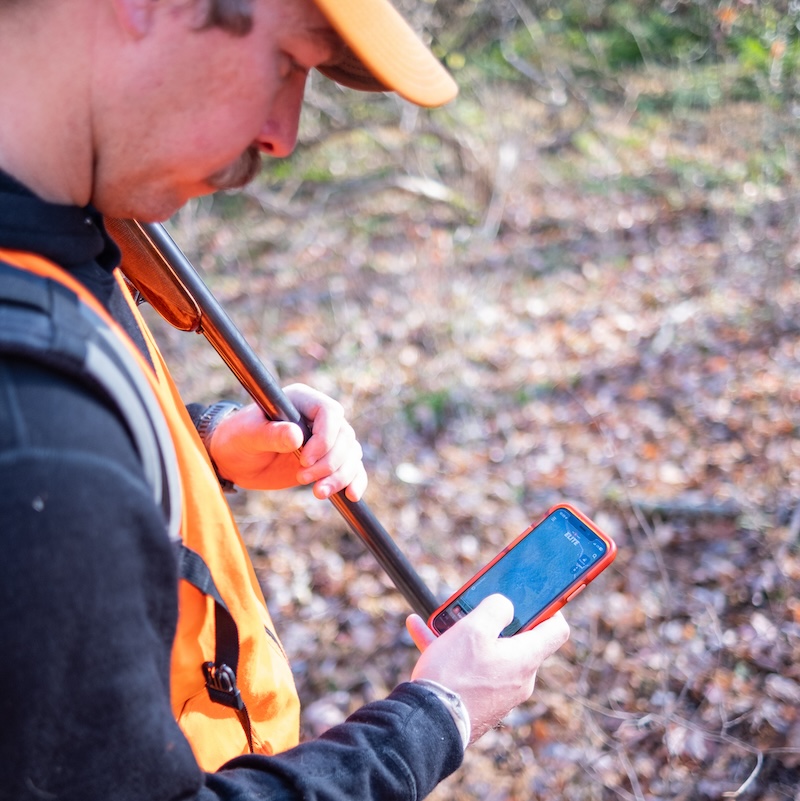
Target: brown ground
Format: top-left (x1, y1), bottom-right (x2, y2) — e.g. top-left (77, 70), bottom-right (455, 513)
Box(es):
top-left (146, 65), bottom-right (800, 800)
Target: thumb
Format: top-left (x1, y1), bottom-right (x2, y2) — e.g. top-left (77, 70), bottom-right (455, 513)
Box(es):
top-left (258, 421), bottom-right (304, 453)
top-left (406, 614), bottom-right (438, 652)
top-left (464, 593), bottom-right (515, 637)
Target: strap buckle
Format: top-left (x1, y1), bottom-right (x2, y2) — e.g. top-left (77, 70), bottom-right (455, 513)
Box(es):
top-left (202, 661), bottom-right (245, 710)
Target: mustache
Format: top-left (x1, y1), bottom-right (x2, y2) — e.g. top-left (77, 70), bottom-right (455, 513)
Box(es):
top-left (207, 145), bottom-right (262, 191)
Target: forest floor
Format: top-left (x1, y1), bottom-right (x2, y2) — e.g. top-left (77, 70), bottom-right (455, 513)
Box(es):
top-left (149, 64), bottom-right (800, 800)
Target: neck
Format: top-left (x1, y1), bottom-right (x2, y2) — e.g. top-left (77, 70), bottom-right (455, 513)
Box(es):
top-left (0, 1), bottom-right (94, 206)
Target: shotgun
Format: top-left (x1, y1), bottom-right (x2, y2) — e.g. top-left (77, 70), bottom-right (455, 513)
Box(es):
top-left (105, 217), bottom-right (439, 620)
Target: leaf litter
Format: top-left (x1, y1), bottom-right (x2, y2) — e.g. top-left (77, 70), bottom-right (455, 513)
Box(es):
top-left (148, 79), bottom-right (800, 799)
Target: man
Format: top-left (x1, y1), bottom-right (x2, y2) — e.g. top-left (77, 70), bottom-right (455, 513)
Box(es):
top-left (0, 0), bottom-right (570, 799)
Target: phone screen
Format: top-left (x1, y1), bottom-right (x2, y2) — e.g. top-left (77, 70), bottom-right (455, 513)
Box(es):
top-left (433, 506), bottom-right (610, 637)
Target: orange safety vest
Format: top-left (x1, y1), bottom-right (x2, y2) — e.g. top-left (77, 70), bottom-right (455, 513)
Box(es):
top-left (0, 248), bottom-right (301, 771)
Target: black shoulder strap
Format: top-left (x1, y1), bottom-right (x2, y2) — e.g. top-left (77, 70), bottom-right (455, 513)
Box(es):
top-left (0, 261), bottom-right (182, 543)
top-left (176, 542), bottom-right (254, 751)
top-left (0, 261), bottom-right (254, 747)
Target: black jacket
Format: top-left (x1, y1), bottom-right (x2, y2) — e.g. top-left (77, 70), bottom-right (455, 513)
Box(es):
top-left (0, 171), bottom-right (462, 801)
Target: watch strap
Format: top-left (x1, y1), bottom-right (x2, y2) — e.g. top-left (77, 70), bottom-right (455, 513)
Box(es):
top-left (195, 401), bottom-right (243, 492)
top-left (412, 678), bottom-right (471, 749)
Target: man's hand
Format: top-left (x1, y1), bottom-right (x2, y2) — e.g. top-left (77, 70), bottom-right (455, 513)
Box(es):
top-left (406, 595), bottom-right (569, 744)
top-left (207, 384), bottom-right (367, 501)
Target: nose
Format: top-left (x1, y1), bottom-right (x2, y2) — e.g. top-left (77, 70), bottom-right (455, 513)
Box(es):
top-left (257, 72), bottom-right (308, 158)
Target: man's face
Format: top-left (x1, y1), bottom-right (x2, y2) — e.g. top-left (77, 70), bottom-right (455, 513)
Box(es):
top-left (91, 0), bottom-right (343, 221)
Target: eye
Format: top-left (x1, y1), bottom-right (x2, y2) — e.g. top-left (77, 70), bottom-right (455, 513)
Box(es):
top-left (278, 52), bottom-right (307, 81)
top-left (277, 29), bottom-right (342, 79)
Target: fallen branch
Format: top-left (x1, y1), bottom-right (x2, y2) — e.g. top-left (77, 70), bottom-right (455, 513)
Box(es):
top-left (626, 498), bottom-right (742, 520)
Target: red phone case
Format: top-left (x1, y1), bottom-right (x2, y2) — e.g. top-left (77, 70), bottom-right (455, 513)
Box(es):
top-left (428, 503), bottom-right (617, 635)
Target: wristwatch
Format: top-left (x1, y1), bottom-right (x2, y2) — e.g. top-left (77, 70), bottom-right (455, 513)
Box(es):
top-left (412, 678), bottom-right (471, 750)
top-left (195, 401), bottom-right (243, 492)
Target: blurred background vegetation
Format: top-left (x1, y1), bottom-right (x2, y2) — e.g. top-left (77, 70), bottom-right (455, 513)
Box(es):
top-left (148, 1), bottom-right (800, 798)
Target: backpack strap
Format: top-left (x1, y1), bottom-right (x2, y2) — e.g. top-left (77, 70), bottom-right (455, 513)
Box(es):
top-left (177, 543), bottom-right (254, 752)
top-left (0, 259), bottom-right (255, 750)
top-left (0, 260), bottom-right (182, 543)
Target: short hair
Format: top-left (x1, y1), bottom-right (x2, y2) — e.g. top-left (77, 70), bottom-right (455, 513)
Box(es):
top-left (199, 0), bottom-right (253, 35)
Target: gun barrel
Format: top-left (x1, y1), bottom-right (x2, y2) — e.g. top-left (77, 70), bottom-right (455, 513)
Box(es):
top-left (108, 217), bottom-right (439, 619)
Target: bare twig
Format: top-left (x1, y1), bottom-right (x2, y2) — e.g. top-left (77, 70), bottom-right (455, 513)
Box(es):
top-left (479, 142), bottom-right (519, 241)
top-left (722, 751), bottom-right (764, 799)
top-left (624, 497), bottom-right (742, 520)
top-left (616, 742), bottom-right (647, 801)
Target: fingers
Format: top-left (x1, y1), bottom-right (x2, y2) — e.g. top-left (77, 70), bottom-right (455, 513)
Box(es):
top-left (209, 385), bottom-right (368, 499)
top-left (284, 383), bottom-right (345, 467)
top-left (515, 611), bottom-right (571, 661)
top-left (342, 469), bottom-right (368, 502)
top-left (284, 384), bottom-right (368, 501)
top-left (409, 600), bottom-right (571, 746)
top-left (406, 614), bottom-right (438, 652)
top-left (296, 425), bottom-right (366, 499)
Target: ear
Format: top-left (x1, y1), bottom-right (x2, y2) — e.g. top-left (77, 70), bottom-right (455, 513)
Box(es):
top-left (112, 0), bottom-right (155, 38)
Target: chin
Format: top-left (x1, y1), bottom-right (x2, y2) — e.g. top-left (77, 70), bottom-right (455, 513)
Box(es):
top-left (92, 189), bottom-right (187, 224)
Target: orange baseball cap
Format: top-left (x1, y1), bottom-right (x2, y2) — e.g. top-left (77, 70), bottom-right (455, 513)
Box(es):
top-left (312, 0), bottom-right (458, 107)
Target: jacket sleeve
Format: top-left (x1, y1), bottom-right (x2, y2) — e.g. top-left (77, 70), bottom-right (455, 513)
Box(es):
top-left (205, 683), bottom-right (464, 801)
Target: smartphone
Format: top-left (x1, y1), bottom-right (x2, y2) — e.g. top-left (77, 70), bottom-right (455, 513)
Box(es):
top-left (428, 503), bottom-right (616, 637)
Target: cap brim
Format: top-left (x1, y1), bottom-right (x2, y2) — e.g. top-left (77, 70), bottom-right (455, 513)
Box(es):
top-left (312, 0), bottom-right (458, 108)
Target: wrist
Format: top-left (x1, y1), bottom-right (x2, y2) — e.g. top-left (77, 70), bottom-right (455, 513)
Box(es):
top-left (412, 678), bottom-right (471, 750)
top-left (195, 401), bottom-right (243, 492)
